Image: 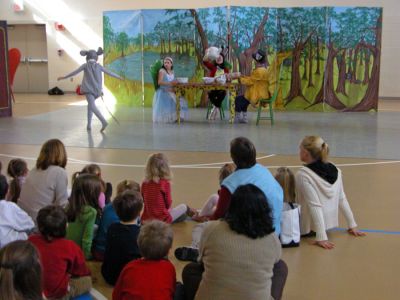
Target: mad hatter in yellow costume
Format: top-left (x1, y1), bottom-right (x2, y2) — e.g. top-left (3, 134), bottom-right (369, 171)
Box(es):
top-left (235, 50), bottom-right (290, 123)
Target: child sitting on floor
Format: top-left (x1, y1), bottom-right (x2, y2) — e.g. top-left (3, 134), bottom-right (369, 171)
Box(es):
top-left (0, 161), bottom-right (8, 199)
top-left (72, 164), bottom-right (113, 209)
top-left (274, 167), bottom-right (296, 203)
top-left (0, 240), bottom-right (43, 300)
top-left (66, 173), bottom-right (102, 259)
top-left (275, 167), bottom-right (301, 247)
top-left (0, 175), bottom-right (34, 248)
top-left (6, 158), bottom-right (28, 203)
top-left (141, 153), bottom-right (195, 223)
top-left (113, 220), bottom-right (178, 300)
top-left (175, 163), bottom-right (235, 262)
top-left (101, 190), bottom-right (143, 285)
top-left (192, 163), bottom-right (235, 222)
top-left (29, 205), bottom-right (92, 299)
top-left (93, 179), bottom-right (140, 261)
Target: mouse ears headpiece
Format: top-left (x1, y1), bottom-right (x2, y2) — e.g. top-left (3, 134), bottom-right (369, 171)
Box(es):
top-left (80, 47), bottom-right (104, 61)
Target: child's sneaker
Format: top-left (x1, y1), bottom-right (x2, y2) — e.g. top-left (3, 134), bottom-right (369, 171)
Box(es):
top-left (240, 112), bottom-right (248, 123)
top-left (234, 112), bottom-right (242, 123)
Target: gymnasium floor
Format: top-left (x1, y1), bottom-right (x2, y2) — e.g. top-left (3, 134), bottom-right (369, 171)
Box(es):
top-left (0, 94), bottom-right (399, 300)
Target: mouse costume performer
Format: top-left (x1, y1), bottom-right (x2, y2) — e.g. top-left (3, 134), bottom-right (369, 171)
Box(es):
top-left (58, 47), bottom-right (123, 132)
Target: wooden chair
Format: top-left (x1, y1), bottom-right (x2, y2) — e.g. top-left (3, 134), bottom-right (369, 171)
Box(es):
top-left (256, 65), bottom-right (283, 126)
top-left (8, 48), bottom-right (21, 103)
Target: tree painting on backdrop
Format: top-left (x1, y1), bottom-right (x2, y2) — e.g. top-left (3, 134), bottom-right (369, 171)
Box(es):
top-left (103, 10), bottom-right (142, 106)
top-left (103, 6), bottom-right (382, 111)
top-left (141, 9), bottom-right (197, 107)
top-left (141, 8), bottom-right (229, 107)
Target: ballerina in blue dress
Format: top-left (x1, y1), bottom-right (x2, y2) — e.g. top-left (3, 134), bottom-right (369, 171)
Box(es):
top-left (153, 57), bottom-right (189, 123)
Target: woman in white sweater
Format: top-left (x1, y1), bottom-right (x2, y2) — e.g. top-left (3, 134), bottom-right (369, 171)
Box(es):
top-left (296, 136), bottom-right (365, 249)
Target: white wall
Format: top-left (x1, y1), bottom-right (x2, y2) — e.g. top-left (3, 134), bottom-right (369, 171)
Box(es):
top-left (0, 0), bottom-right (399, 97)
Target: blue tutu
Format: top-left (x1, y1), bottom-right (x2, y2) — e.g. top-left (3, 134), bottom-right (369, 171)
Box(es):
top-left (153, 72), bottom-right (188, 123)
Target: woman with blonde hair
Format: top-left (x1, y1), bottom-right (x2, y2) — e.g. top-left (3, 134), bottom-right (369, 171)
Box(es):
top-left (19, 139), bottom-right (68, 224)
top-left (296, 135), bottom-right (365, 249)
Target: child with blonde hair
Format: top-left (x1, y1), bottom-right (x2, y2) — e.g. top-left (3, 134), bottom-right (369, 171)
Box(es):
top-left (113, 220), bottom-right (179, 300)
top-left (141, 153), bottom-right (195, 223)
top-left (275, 167), bottom-right (296, 203)
top-left (116, 179), bottom-right (140, 195)
top-left (192, 163), bottom-right (235, 222)
top-left (175, 163), bottom-right (235, 262)
top-left (275, 167), bottom-right (300, 247)
top-left (93, 179), bottom-right (141, 261)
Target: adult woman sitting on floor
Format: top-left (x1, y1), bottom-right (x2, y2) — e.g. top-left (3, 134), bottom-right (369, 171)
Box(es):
top-left (182, 184), bottom-right (288, 300)
top-left (19, 139), bottom-right (68, 225)
top-left (296, 135), bottom-right (366, 249)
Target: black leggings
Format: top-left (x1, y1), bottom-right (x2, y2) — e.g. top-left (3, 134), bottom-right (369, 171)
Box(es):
top-left (208, 90), bottom-right (226, 108)
top-left (235, 95), bottom-right (250, 112)
top-left (182, 260), bottom-right (288, 300)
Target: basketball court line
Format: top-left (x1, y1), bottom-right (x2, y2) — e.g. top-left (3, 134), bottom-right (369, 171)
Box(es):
top-left (1, 152), bottom-right (400, 169)
top-left (333, 228), bottom-right (400, 235)
top-left (1, 151), bottom-right (399, 235)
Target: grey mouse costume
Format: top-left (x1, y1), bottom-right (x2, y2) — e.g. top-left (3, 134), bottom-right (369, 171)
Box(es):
top-left (59, 47), bottom-right (122, 131)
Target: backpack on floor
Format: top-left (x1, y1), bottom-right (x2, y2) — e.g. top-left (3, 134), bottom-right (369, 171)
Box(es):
top-left (280, 202), bottom-right (301, 248)
top-left (48, 86), bottom-right (64, 95)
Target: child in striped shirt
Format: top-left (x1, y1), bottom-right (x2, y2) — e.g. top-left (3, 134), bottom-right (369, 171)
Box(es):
top-left (141, 153), bottom-right (195, 223)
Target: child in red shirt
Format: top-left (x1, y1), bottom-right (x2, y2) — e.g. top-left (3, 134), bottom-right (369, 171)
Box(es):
top-left (29, 205), bottom-right (92, 299)
top-left (141, 153), bottom-right (195, 223)
top-left (113, 220), bottom-right (179, 300)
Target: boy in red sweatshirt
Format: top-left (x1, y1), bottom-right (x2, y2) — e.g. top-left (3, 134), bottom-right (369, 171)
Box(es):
top-left (113, 220), bottom-right (178, 300)
top-left (29, 205), bottom-right (92, 299)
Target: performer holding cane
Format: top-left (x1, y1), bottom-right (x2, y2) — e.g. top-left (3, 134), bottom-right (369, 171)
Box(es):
top-left (58, 47), bottom-right (123, 132)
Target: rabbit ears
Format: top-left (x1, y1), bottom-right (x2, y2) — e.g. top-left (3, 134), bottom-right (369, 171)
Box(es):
top-left (80, 47), bottom-right (104, 60)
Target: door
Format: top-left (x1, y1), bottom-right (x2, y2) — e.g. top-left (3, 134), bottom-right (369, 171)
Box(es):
top-left (7, 24), bottom-right (49, 93)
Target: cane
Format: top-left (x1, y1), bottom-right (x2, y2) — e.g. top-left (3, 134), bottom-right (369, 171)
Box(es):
top-left (100, 95), bottom-right (120, 125)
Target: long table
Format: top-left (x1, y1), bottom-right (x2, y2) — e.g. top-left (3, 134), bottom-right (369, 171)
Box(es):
top-left (174, 82), bottom-right (239, 124)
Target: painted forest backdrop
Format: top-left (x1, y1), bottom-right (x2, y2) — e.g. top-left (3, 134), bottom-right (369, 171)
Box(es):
top-left (103, 6), bottom-right (382, 112)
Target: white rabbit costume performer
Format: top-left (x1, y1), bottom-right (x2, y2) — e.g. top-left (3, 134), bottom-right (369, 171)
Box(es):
top-left (58, 47), bottom-right (123, 131)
